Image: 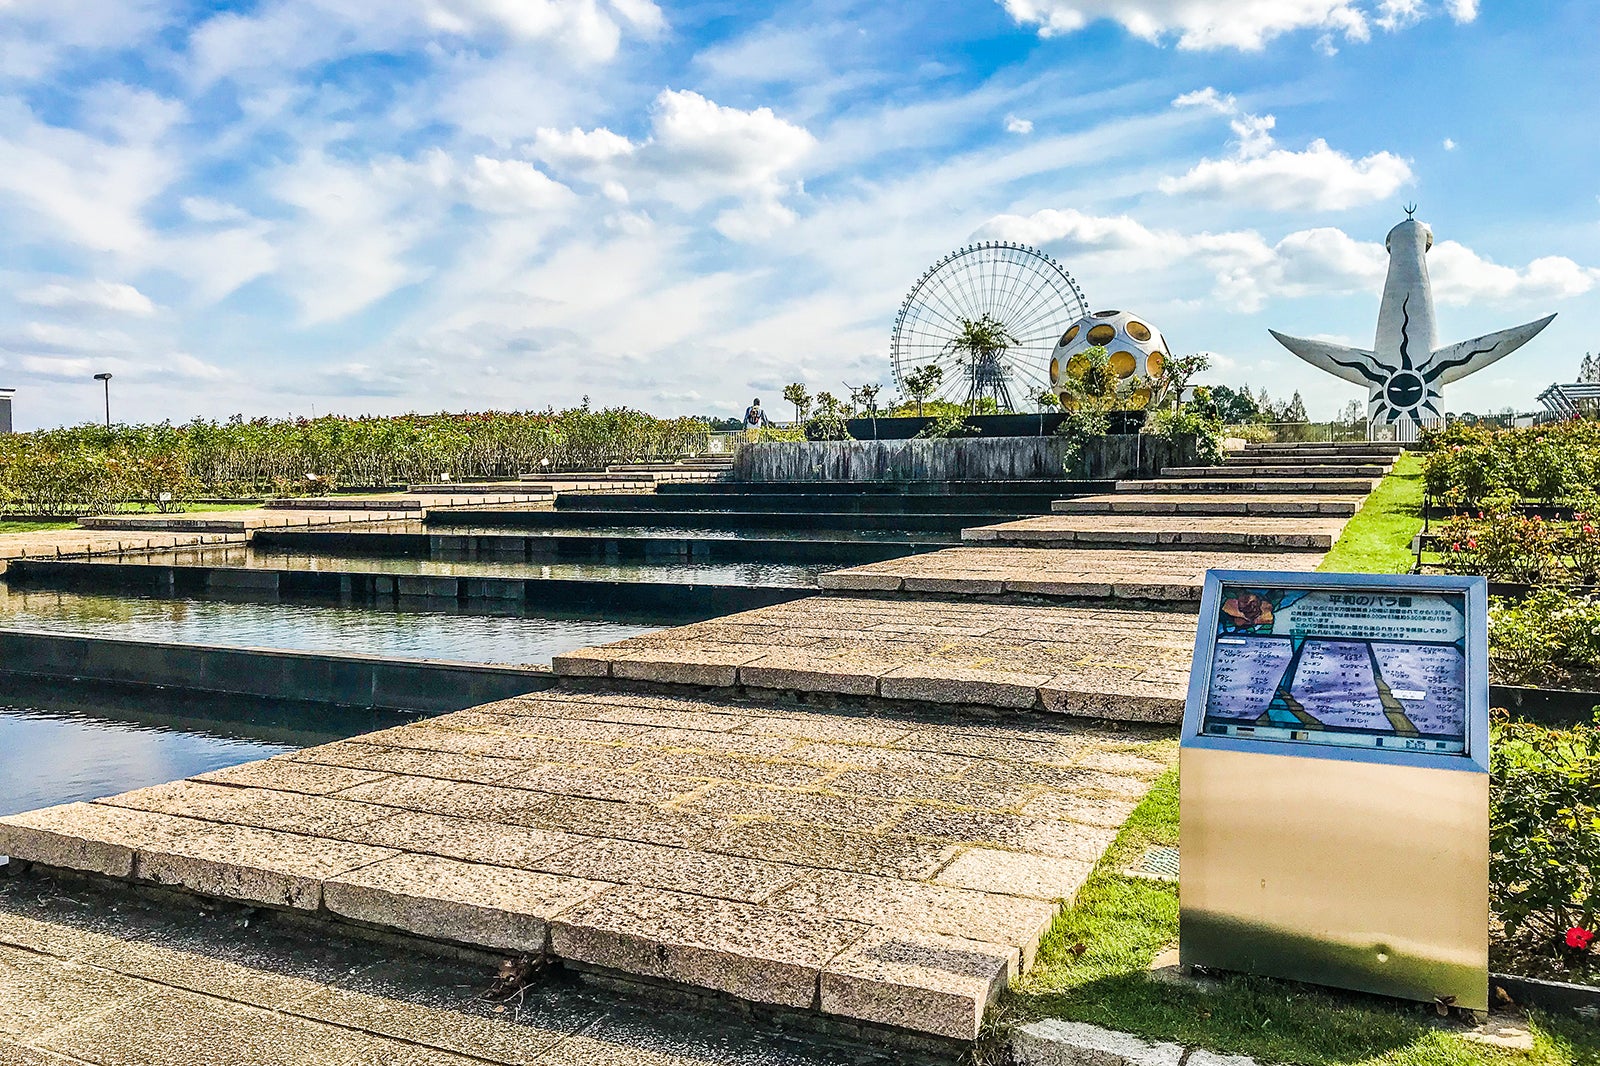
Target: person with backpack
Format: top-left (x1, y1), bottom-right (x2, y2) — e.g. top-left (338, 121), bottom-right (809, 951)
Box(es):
top-left (744, 398), bottom-right (770, 440)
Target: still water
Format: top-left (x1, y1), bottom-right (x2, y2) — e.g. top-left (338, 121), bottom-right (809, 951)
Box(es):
top-left (109, 544), bottom-right (828, 588)
top-left (0, 587), bottom-right (667, 665)
top-left (0, 677), bottom-right (411, 816)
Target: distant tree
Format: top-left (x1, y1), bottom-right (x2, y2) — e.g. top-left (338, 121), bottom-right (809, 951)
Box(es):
top-left (1156, 353), bottom-right (1211, 409)
top-left (944, 315), bottom-right (1016, 413)
top-left (848, 383), bottom-right (882, 417)
top-left (1209, 385), bottom-right (1261, 425)
top-left (782, 383), bottom-right (811, 424)
top-left (1338, 398), bottom-right (1365, 425)
top-left (1283, 390), bottom-right (1309, 423)
top-left (1580, 352), bottom-right (1600, 384)
top-left (902, 364), bottom-right (944, 417)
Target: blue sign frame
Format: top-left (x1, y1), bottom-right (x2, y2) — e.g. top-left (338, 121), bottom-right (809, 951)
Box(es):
top-left (1182, 570), bottom-right (1489, 774)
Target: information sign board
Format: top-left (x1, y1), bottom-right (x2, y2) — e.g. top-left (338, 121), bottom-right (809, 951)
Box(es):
top-left (1180, 570), bottom-right (1490, 1011)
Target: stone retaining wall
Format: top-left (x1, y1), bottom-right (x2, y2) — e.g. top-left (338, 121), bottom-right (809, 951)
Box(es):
top-left (733, 434), bottom-right (1192, 483)
top-left (0, 629), bottom-right (554, 711)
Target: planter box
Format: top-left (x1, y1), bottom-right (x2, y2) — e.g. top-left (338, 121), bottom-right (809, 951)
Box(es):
top-left (842, 412), bottom-right (1147, 439)
top-left (733, 434), bottom-right (1192, 483)
top-left (1492, 684), bottom-right (1600, 726)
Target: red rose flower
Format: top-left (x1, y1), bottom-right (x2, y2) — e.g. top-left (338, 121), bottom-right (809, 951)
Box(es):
top-left (1567, 927), bottom-right (1594, 950)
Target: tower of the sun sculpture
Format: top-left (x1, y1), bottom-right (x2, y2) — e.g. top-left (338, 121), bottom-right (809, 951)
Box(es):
top-left (1270, 209), bottom-right (1555, 440)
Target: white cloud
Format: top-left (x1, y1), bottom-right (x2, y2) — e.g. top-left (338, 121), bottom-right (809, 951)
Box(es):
top-left (1162, 87), bottom-right (1411, 209)
top-left (0, 90), bottom-right (183, 254)
top-left (1004, 114), bottom-right (1034, 134)
top-left (1442, 137), bottom-right (1457, 150)
top-left (529, 89), bottom-right (814, 227)
top-left (1430, 243), bottom-right (1600, 306)
top-left (714, 200), bottom-right (798, 242)
top-left (188, 0), bottom-right (660, 86)
top-left (530, 126), bottom-right (637, 165)
top-left (1162, 138), bottom-right (1412, 209)
top-left (0, 0), bottom-right (173, 80)
top-left (461, 156), bottom-right (573, 213)
top-left (972, 208), bottom-right (1600, 314)
top-left (998, 0), bottom-right (1472, 50)
top-left (17, 280), bottom-right (157, 317)
top-left (648, 89), bottom-right (815, 204)
top-left (998, 0), bottom-right (1371, 50)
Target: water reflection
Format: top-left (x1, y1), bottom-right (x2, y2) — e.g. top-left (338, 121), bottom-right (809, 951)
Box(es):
top-left (0, 677), bottom-right (413, 816)
top-left (0, 587), bottom-right (667, 665)
top-left (91, 545), bottom-right (830, 588)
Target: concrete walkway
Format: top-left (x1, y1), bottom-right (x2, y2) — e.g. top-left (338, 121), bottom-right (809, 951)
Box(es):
top-left (0, 871), bottom-right (930, 1066)
top-left (552, 596), bottom-right (1196, 721)
top-left (0, 686), bottom-right (1172, 1044)
top-left (816, 546), bottom-right (1321, 602)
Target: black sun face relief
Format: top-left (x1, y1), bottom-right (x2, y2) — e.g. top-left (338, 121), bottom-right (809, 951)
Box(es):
top-left (1385, 371), bottom-right (1425, 410)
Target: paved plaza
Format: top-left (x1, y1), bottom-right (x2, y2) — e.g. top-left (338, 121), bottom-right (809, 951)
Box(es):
top-left (0, 439), bottom-right (1386, 1051)
top-left (0, 687), bottom-right (1172, 1043)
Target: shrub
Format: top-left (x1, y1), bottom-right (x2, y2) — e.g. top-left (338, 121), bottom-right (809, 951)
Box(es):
top-left (1490, 713), bottom-right (1599, 980)
top-left (1489, 589), bottom-right (1600, 687)
top-left (802, 410), bottom-right (852, 442)
top-left (915, 413), bottom-right (981, 439)
top-left (1143, 407), bottom-right (1225, 466)
top-left (1422, 419), bottom-right (1600, 505)
top-left (1055, 408), bottom-right (1109, 473)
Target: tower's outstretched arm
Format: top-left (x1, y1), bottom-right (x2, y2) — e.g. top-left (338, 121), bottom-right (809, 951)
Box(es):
top-left (1424, 314), bottom-right (1557, 386)
top-left (1267, 330), bottom-right (1384, 387)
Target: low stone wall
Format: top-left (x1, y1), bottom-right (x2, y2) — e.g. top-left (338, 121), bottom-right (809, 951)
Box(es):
top-left (0, 629), bottom-right (554, 712)
top-left (4, 559), bottom-right (811, 614)
top-left (733, 434), bottom-right (1190, 483)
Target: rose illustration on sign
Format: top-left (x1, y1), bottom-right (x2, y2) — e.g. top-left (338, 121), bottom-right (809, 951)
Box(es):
top-left (1221, 593), bottom-right (1273, 631)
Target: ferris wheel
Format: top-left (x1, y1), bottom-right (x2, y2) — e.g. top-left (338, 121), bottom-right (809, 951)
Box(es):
top-left (890, 241), bottom-right (1089, 412)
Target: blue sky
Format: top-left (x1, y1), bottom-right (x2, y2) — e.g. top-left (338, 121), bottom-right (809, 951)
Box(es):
top-left (1, 0), bottom-right (1595, 429)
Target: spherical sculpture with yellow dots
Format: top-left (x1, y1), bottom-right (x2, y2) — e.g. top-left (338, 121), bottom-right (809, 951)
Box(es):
top-left (1050, 310), bottom-right (1171, 409)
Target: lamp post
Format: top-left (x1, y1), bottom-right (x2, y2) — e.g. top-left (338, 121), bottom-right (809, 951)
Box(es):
top-left (93, 373), bottom-right (113, 427)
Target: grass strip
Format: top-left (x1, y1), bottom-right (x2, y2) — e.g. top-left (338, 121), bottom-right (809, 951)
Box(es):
top-left (0, 520), bottom-right (77, 533)
top-left (1318, 451), bottom-right (1425, 575)
top-left (995, 769), bottom-right (1600, 1066)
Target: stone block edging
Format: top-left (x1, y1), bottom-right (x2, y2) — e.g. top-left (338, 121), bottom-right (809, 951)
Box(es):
top-left (1009, 1019), bottom-right (1259, 1066)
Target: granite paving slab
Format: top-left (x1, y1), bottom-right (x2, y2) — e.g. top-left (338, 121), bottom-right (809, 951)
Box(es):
top-left (0, 874), bottom-right (927, 1065)
top-left (817, 546), bottom-right (1322, 603)
top-left (1051, 492), bottom-right (1361, 516)
top-left (962, 513), bottom-right (1346, 551)
top-left (1116, 477), bottom-right (1377, 494)
top-left (0, 686), bottom-right (1176, 1042)
top-left (553, 596), bottom-right (1196, 722)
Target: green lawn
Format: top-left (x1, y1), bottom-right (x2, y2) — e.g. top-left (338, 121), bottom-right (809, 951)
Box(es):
top-left (1318, 452), bottom-right (1425, 575)
top-left (0, 519), bottom-right (77, 534)
top-left (995, 771), bottom-right (1600, 1066)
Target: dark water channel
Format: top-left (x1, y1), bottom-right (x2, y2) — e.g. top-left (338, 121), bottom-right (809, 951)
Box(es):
top-left (0, 586), bottom-right (666, 665)
top-left (110, 544), bottom-right (830, 588)
top-left (0, 676), bottom-right (411, 817)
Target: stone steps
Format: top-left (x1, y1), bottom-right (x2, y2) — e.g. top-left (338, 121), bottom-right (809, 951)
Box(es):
top-left (1165, 465), bottom-right (1390, 478)
top-left (961, 514), bottom-right (1345, 551)
top-left (1116, 478), bottom-right (1378, 495)
top-left (0, 682), bottom-right (1180, 1043)
top-left (817, 546), bottom-right (1322, 603)
top-left (1051, 493), bottom-right (1362, 516)
top-left (554, 492), bottom-right (1061, 515)
top-left (1223, 454), bottom-right (1398, 467)
top-left (1240, 442), bottom-right (1403, 456)
top-left (553, 595), bottom-right (1194, 722)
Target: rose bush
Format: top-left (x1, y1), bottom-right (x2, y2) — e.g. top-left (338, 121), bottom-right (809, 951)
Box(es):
top-left (1490, 713), bottom-right (1599, 982)
top-left (0, 408), bottom-right (711, 515)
